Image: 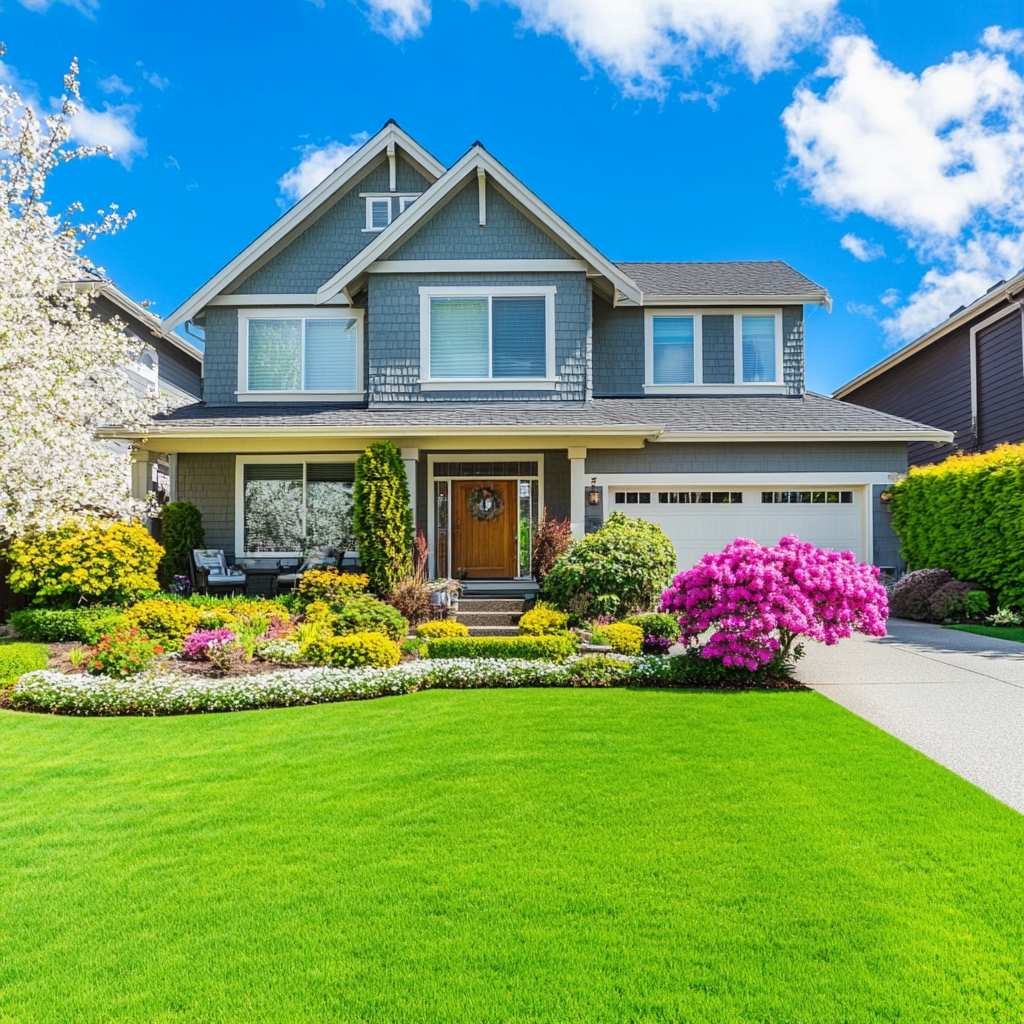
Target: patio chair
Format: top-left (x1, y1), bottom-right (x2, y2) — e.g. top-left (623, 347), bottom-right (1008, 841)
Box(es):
top-left (190, 549), bottom-right (247, 596)
top-left (273, 547), bottom-right (342, 594)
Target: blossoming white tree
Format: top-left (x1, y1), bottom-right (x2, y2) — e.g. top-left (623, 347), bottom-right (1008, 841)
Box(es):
top-left (0, 50), bottom-right (160, 540)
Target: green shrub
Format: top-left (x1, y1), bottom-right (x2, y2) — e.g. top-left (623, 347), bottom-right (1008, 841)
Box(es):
top-left (352, 441), bottom-right (413, 595)
top-left (9, 606), bottom-right (124, 643)
top-left (0, 641), bottom-right (48, 686)
top-left (321, 631), bottom-right (401, 669)
top-left (890, 444), bottom-right (1024, 607)
top-left (7, 519), bottom-right (163, 606)
top-left (332, 594), bottom-right (409, 641)
top-left (591, 621), bottom-right (644, 655)
top-left (563, 654), bottom-right (633, 687)
top-left (624, 612), bottom-right (680, 641)
top-left (988, 606), bottom-right (1023, 626)
top-left (401, 636), bottom-right (428, 658)
top-left (87, 627), bottom-right (163, 678)
top-left (965, 590), bottom-right (990, 620)
top-left (122, 598), bottom-right (202, 650)
top-left (417, 618), bottom-right (469, 639)
top-left (426, 633), bottom-right (578, 662)
top-left (158, 502), bottom-right (203, 585)
top-left (295, 570), bottom-right (369, 609)
top-left (518, 601), bottom-right (569, 635)
top-left (541, 512), bottom-right (676, 619)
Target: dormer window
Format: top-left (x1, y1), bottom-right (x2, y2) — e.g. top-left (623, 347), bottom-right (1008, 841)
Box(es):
top-left (644, 308), bottom-right (784, 393)
top-left (366, 197), bottom-right (391, 231)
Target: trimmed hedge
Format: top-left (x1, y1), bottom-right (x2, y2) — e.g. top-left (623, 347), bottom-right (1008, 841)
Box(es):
top-left (891, 444), bottom-right (1024, 607)
top-left (9, 606), bottom-right (124, 643)
top-left (426, 632), bottom-right (578, 662)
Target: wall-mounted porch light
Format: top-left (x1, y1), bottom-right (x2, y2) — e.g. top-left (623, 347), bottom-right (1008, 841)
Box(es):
top-left (587, 477), bottom-right (601, 506)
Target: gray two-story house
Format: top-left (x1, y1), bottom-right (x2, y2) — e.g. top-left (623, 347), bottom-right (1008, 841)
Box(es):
top-left (112, 122), bottom-right (949, 583)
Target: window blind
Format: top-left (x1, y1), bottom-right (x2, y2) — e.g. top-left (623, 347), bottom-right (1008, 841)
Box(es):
top-left (492, 296), bottom-right (546, 378)
top-left (742, 315), bottom-right (776, 382)
top-left (652, 316), bottom-right (695, 384)
top-left (248, 319), bottom-right (301, 391)
top-left (429, 298), bottom-right (488, 378)
top-left (305, 319), bottom-right (358, 391)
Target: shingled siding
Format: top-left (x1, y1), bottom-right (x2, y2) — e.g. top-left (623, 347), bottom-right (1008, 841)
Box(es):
top-left (592, 301), bottom-right (805, 395)
top-left (586, 441), bottom-right (905, 566)
top-left (176, 454), bottom-right (236, 559)
top-left (976, 308), bottom-right (1024, 451)
top-left (367, 271), bottom-right (589, 402)
top-left (230, 155), bottom-right (431, 295)
top-left (201, 307), bottom-right (239, 405)
top-left (389, 179), bottom-right (572, 261)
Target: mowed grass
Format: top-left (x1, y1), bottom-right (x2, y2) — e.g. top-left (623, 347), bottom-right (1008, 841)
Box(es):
top-left (1, 689), bottom-right (1022, 1023)
top-left (947, 623), bottom-right (1024, 644)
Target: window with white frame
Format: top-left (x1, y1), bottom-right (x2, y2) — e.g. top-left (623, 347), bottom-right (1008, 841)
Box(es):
top-left (365, 197), bottom-right (391, 231)
top-left (238, 458), bottom-right (356, 557)
top-left (238, 309), bottom-right (362, 398)
top-left (399, 195), bottom-right (418, 212)
top-left (644, 309), bottom-right (784, 391)
top-left (419, 286), bottom-right (556, 387)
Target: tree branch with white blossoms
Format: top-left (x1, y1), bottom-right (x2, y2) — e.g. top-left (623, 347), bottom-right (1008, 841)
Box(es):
top-left (0, 47), bottom-right (164, 540)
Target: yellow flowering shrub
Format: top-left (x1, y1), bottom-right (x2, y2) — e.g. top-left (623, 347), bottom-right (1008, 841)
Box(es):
top-left (8, 519), bottom-right (163, 606)
top-left (295, 569), bottom-right (369, 608)
top-left (416, 618), bottom-right (470, 639)
top-left (122, 598), bottom-right (202, 650)
top-left (591, 622), bottom-right (644, 655)
top-left (518, 602), bottom-right (569, 635)
top-left (322, 631), bottom-right (401, 669)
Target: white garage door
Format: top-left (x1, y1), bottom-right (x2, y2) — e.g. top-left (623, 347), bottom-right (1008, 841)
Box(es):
top-left (610, 485), bottom-right (865, 570)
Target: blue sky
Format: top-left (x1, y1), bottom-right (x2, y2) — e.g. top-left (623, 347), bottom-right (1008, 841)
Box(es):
top-left (5, 0), bottom-right (1024, 392)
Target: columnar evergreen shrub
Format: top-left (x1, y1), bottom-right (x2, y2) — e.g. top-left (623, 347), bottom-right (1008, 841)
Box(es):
top-left (890, 443), bottom-right (1024, 607)
top-left (541, 512), bottom-right (677, 619)
top-left (661, 536), bottom-right (888, 672)
top-left (158, 502), bottom-right (203, 585)
top-left (352, 441), bottom-right (413, 595)
top-left (7, 519), bottom-right (163, 606)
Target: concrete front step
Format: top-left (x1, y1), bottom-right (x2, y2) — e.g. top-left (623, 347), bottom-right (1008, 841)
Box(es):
top-left (456, 598), bottom-right (524, 613)
top-left (457, 610), bottom-right (522, 627)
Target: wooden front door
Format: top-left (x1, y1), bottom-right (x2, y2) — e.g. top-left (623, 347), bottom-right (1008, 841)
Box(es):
top-left (452, 480), bottom-right (517, 579)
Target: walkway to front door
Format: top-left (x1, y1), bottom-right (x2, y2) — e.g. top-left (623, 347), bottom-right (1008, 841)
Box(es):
top-left (452, 480), bottom-right (517, 578)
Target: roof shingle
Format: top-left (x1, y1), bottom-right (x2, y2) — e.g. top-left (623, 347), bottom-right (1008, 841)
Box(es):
top-left (616, 260), bottom-right (826, 298)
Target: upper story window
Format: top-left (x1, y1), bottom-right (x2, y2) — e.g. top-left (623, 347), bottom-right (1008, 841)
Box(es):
top-left (237, 308), bottom-right (363, 402)
top-left (363, 193), bottom-right (422, 231)
top-left (643, 308), bottom-right (784, 393)
top-left (418, 286), bottom-right (557, 391)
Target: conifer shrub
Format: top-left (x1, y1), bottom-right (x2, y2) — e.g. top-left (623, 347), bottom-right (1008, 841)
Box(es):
top-left (158, 502), bottom-right (203, 585)
top-left (352, 441), bottom-right (413, 595)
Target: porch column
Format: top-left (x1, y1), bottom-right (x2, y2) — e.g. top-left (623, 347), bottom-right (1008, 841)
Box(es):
top-left (129, 448), bottom-right (153, 502)
top-left (568, 446), bottom-right (587, 539)
top-left (400, 447), bottom-right (418, 529)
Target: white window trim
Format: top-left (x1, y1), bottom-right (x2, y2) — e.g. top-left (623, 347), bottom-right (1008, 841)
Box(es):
top-left (234, 453), bottom-right (359, 560)
top-left (236, 307), bottom-right (365, 402)
top-left (398, 194), bottom-right (419, 212)
top-left (643, 307), bottom-right (785, 394)
top-left (418, 285), bottom-right (558, 390)
top-left (364, 196), bottom-right (393, 232)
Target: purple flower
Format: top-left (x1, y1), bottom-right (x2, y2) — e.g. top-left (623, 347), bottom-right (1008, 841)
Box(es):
top-left (182, 628), bottom-right (236, 661)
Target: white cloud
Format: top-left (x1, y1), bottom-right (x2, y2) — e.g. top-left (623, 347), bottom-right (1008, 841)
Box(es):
top-left (679, 81), bottom-right (730, 110)
top-left (839, 232), bottom-right (884, 261)
top-left (18, 0), bottom-right (98, 14)
top-left (784, 34), bottom-right (1024, 238)
top-left (98, 74), bottom-right (133, 96)
top-left (880, 288), bottom-right (900, 308)
top-left (142, 70), bottom-right (170, 90)
top-left (785, 34), bottom-right (1024, 343)
top-left (982, 25), bottom-right (1024, 56)
top-left (69, 103), bottom-right (146, 167)
top-left (277, 133), bottom-right (370, 205)
top-left (362, 0), bottom-right (430, 41)
top-left (846, 300), bottom-right (877, 318)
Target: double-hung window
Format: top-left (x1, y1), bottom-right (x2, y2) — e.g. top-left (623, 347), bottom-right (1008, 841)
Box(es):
top-left (644, 308), bottom-right (784, 392)
top-left (238, 309), bottom-right (363, 400)
top-left (419, 286), bottom-right (556, 389)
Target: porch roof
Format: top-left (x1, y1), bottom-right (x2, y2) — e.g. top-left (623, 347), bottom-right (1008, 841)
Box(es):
top-left (107, 393), bottom-right (952, 444)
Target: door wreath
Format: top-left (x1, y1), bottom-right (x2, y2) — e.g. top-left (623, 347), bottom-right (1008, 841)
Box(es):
top-left (468, 485), bottom-right (504, 521)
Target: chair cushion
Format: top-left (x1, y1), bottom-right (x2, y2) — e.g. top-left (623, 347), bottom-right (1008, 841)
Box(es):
top-left (208, 571), bottom-right (246, 585)
top-left (194, 549), bottom-right (228, 575)
top-left (298, 547), bottom-right (339, 573)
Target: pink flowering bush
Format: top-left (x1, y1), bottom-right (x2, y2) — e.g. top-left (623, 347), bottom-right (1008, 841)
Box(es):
top-left (660, 536), bottom-right (888, 674)
top-left (181, 628), bottom-right (236, 661)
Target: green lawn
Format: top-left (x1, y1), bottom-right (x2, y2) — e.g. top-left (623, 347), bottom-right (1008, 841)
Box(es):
top-left (0, 639), bottom-right (47, 686)
top-left (947, 623), bottom-right (1024, 644)
top-left (1, 689), bottom-right (1022, 1023)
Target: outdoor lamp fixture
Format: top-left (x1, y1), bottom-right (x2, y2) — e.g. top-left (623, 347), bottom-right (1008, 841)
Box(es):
top-left (587, 477), bottom-right (601, 506)
top-left (879, 489), bottom-right (893, 505)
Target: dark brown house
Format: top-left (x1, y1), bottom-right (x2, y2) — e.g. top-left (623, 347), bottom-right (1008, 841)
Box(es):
top-left (836, 271), bottom-right (1024, 466)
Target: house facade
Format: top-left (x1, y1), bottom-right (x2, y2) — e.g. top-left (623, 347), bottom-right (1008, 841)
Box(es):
top-left (835, 272), bottom-right (1024, 468)
top-left (111, 122), bottom-right (950, 582)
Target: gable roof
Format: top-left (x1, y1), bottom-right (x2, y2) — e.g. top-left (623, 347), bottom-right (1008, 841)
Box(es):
top-left (165, 121), bottom-right (445, 328)
top-left (315, 144), bottom-right (644, 306)
top-left (834, 269), bottom-right (1024, 398)
top-left (617, 261), bottom-right (829, 306)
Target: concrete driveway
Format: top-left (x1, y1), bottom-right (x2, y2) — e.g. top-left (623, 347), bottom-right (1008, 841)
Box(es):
top-left (799, 619), bottom-right (1024, 813)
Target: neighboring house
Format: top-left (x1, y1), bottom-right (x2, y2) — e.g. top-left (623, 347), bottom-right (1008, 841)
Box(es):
top-left (835, 271), bottom-right (1024, 467)
top-left (78, 274), bottom-right (204, 498)
top-left (106, 121), bottom-right (950, 585)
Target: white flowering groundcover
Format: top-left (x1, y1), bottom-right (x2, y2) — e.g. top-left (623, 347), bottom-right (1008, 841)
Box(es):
top-left (10, 656), bottom-right (653, 716)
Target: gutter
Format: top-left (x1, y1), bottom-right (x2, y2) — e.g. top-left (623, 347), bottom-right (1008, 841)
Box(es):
top-left (641, 291), bottom-right (831, 310)
top-left (656, 429), bottom-right (954, 443)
